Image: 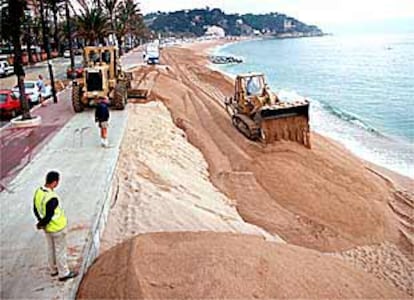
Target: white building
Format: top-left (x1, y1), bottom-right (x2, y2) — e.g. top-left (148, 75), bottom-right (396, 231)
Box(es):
top-left (205, 26), bottom-right (226, 38)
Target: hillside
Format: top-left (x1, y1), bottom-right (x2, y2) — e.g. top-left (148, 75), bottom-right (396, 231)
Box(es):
top-left (144, 8), bottom-right (324, 38)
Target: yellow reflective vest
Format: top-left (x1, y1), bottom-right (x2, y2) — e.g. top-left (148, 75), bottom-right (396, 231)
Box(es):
top-left (34, 187), bottom-right (67, 233)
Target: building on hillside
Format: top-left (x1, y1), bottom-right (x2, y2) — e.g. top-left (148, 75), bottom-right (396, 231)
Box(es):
top-left (284, 19), bottom-right (296, 31)
top-left (253, 29), bottom-right (262, 36)
top-left (204, 26), bottom-right (226, 38)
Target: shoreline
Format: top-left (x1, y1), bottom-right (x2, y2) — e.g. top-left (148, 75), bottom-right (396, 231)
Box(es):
top-left (80, 40), bottom-right (413, 297)
top-left (201, 38), bottom-right (413, 190)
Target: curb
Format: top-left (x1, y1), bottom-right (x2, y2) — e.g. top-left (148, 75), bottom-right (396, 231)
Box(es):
top-left (66, 111), bottom-right (128, 300)
top-left (0, 85), bottom-right (71, 133)
top-left (10, 114), bottom-right (42, 128)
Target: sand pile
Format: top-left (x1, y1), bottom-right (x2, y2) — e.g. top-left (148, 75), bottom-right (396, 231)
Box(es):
top-left (83, 42), bottom-right (413, 298)
top-left (152, 47), bottom-right (400, 252)
top-left (261, 115), bottom-right (310, 147)
top-left (150, 46), bottom-right (413, 293)
top-left (78, 232), bottom-right (407, 299)
top-left (100, 102), bottom-right (282, 252)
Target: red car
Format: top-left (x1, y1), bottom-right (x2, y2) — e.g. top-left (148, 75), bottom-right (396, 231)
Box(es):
top-left (66, 66), bottom-right (84, 79)
top-left (0, 90), bottom-right (22, 118)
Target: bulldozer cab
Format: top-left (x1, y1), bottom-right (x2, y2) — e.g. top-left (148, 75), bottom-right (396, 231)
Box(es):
top-left (72, 46), bottom-right (128, 112)
top-left (235, 73), bottom-right (266, 101)
top-left (227, 73), bottom-right (311, 147)
top-left (245, 75), bottom-right (265, 96)
top-left (83, 46), bottom-right (118, 80)
top-left (235, 73), bottom-right (271, 115)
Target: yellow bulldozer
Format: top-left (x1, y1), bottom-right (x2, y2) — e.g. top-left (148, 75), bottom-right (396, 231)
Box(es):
top-left (225, 73), bottom-right (311, 148)
top-left (71, 46), bottom-right (129, 112)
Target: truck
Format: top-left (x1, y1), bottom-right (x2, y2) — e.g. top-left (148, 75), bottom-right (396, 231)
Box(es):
top-left (145, 44), bottom-right (160, 65)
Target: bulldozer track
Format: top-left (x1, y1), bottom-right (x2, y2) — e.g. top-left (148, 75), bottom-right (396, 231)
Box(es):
top-left (232, 114), bottom-right (261, 140)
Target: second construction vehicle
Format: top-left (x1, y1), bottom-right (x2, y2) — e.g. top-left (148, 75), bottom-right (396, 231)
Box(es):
top-left (72, 46), bottom-right (129, 112)
top-left (225, 73), bottom-right (311, 148)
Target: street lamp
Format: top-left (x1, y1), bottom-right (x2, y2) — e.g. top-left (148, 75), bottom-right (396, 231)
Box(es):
top-left (39, 0), bottom-right (58, 103)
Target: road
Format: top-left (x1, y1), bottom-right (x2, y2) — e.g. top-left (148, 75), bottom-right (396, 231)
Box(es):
top-left (0, 48), bottom-right (144, 127)
top-left (0, 48), bottom-right (144, 183)
top-left (0, 56), bottom-right (82, 90)
top-left (0, 56), bottom-right (82, 127)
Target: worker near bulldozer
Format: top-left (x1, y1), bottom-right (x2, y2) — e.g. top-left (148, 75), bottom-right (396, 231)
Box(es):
top-left (94, 92), bottom-right (110, 147)
top-left (33, 171), bottom-right (78, 281)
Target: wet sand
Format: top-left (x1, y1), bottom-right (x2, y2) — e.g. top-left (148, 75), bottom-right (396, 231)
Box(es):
top-left (79, 40), bottom-right (413, 298)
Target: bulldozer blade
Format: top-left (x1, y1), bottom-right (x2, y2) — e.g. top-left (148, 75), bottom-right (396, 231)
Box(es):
top-left (260, 114), bottom-right (311, 149)
top-left (258, 103), bottom-right (309, 120)
top-left (127, 88), bottom-right (148, 99)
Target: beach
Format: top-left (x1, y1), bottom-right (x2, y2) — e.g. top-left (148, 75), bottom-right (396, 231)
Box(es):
top-left (78, 39), bottom-right (413, 299)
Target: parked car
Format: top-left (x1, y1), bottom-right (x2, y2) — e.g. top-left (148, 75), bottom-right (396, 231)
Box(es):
top-left (0, 60), bottom-right (14, 77)
top-left (66, 66), bottom-right (84, 79)
top-left (0, 90), bottom-right (22, 118)
top-left (12, 81), bottom-right (52, 105)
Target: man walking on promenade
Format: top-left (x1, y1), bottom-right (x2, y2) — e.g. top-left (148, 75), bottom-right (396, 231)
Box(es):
top-left (36, 74), bottom-right (47, 106)
top-left (33, 171), bottom-right (78, 281)
top-left (94, 92), bottom-right (110, 147)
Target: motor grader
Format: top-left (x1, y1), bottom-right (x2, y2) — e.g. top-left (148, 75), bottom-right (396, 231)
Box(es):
top-left (225, 73), bottom-right (311, 148)
top-left (71, 46), bottom-right (129, 112)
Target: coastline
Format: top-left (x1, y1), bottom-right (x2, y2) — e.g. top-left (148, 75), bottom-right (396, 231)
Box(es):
top-left (157, 40), bottom-right (413, 292)
top-left (203, 38), bottom-right (413, 191)
top-left (79, 39), bottom-right (413, 298)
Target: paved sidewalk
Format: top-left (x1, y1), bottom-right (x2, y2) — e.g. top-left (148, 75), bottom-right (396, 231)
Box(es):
top-left (0, 89), bottom-right (75, 188)
top-left (0, 108), bottom-right (127, 299)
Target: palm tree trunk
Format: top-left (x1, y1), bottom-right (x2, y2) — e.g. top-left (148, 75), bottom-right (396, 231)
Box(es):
top-left (12, 28), bottom-right (31, 120)
top-left (117, 35), bottom-right (123, 55)
top-left (39, 0), bottom-right (58, 103)
top-left (26, 28), bottom-right (35, 64)
top-left (52, 5), bottom-right (61, 55)
top-left (8, 0), bottom-right (31, 120)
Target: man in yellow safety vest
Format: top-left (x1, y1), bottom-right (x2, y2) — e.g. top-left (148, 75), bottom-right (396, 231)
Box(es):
top-left (33, 171), bottom-right (78, 281)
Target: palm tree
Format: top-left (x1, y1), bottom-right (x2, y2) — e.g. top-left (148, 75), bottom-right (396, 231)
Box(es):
top-left (103, 0), bottom-right (119, 29)
top-left (114, 0), bottom-right (142, 53)
top-left (45, 0), bottom-right (64, 54)
top-left (1, 0), bottom-right (32, 120)
top-left (76, 7), bottom-right (110, 45)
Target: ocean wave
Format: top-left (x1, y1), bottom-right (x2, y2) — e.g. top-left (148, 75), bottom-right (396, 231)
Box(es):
top-left (318, 102), bottom-right (384, 136)
top-left (276, 88), bottom-right (384, 137)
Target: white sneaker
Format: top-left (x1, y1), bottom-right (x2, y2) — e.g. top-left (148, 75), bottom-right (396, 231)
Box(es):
top-left (103, 139), bottom-right (109, 148)
top-left (101, 138), bottom-right (106, 147)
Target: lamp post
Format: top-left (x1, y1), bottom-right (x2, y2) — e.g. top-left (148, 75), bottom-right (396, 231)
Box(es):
top-left (39, 0), bottom-right (58, 103)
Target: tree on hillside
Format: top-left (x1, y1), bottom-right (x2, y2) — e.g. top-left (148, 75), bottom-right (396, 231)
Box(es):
top-left (1, 0), bottom-right (32, 120)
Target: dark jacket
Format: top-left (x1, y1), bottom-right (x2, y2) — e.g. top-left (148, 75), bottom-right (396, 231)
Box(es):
top-left (95, 102), bottom-right (110, 122)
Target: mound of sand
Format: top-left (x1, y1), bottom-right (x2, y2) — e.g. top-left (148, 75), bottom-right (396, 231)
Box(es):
top-left (78, 232), bottom-right (407, 299)
top-left (94, 43), bottom-right (412, 298)
top-left (146, 46), bottom-right (410, 253)
top-left (100, 102), bottom-right (283, 252)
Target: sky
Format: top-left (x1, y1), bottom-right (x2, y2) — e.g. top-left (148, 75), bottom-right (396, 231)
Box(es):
top-left (140, 0), bottom-right (414, 33)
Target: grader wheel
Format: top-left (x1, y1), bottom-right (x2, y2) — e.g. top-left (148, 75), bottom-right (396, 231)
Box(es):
top-left (72, 84), bottom-right (84, 113)
top-left (113, 82), bottom-right (127, 110)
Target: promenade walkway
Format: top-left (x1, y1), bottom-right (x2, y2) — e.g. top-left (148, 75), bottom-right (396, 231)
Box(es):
top-left (0, 103), bottom-right (127, 299)
top-left (0, 89), bottom-right (74, 188)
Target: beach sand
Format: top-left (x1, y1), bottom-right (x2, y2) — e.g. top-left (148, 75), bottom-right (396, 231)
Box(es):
top-left (79, 39), bottom-right (413, 298)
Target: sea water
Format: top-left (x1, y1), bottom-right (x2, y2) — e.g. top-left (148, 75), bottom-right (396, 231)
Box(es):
top-left (215, 34), bottom-right (414, 178)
